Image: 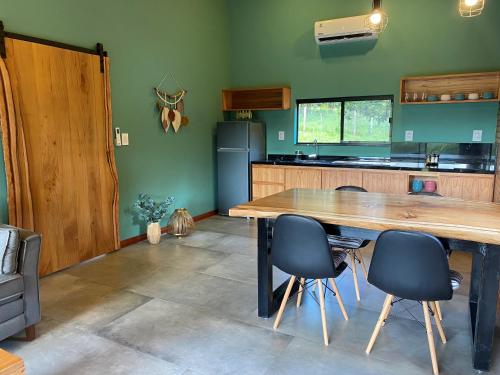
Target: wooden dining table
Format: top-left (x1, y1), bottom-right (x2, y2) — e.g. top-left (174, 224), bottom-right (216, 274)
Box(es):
top-left (229, 188), bottom-right (500, 372)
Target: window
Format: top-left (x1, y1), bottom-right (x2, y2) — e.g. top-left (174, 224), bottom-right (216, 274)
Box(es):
top-left (296, 96), bottom-right (393, 144)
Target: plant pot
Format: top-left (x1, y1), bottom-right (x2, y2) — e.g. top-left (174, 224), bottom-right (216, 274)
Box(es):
top-left (167, 208), bottom-right (195, 237)
top-left (147, 222), bottom-right (161, 244)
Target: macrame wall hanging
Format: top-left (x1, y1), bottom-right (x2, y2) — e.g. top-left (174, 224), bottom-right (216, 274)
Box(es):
top-left (154, 72), bottom-right (189, 133)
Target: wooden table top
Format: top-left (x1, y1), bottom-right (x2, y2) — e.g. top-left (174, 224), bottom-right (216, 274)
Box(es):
top-left (229, 189), bottom-right (500, 245)
top-left (0, 349), bottom-right (24, 374)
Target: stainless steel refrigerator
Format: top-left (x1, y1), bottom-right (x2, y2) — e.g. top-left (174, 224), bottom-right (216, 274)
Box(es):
top-left (217, 121), bottom-right (266, 215)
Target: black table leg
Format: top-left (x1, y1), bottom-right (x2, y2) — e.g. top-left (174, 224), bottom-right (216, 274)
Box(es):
top-left (469, 244), bottom-right (500, 371)
top-left (257, 218), bottom-right (299, 318)
top-left (257, 218), bottom-right (273, 318)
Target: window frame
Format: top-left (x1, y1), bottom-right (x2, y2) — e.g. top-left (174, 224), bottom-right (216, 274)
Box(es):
top-left (295, 95), bottom-right (394, 146)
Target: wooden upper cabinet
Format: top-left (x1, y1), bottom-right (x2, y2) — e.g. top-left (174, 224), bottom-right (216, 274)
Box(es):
top-left (362, 171), bottom-right (409, 195)
top-left (285, 167), bottom-right (322, 190)
top-left (222, 87), bottom-right (291, 111)
top-left (322, 169), bottom-right (363, 190)
top-left (439, 174), bottom-right (494, 202)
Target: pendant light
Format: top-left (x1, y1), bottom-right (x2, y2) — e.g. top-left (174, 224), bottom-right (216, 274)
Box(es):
top-left (459, 0), bottom-right (485, 17)
top-left (365, 0), bottom-right (388, 32)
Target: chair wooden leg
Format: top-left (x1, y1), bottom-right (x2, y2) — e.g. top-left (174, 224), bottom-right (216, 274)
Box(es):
top-left (382, 295), bottom-right (393, 326)
top-left (273, 276), bottom-right (296, 330)
top-left (423, 301), bottom-right (440, 375)
top-left (297, 278), bottom-right (305, 307)
top-left (357, 250), bottom-right (368, 280)
top-left (430, 301), bottom-right (447, 344)
top-left (434, 301), bottom-right (443, 321)
top-left (329, 278), bottom-right (349, 321)
top-left (366, 294), bottom-right (393, 354)
top-left (25, 325), bottom-right (36, 341)
top-left (317, 279), bottom-right (329, 346)
top-left (350, 251), bottom-right (361, 301)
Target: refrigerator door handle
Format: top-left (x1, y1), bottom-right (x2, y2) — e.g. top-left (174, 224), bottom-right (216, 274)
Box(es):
top-left (217, 148), bottom-right (249, 152)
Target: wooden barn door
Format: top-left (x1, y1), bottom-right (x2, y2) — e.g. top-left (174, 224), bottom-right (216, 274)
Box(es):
top-left (0, 35), bottom-right (119, 275)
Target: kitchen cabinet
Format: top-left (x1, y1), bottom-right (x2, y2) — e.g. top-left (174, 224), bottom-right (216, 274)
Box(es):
top-left (251, 163), bottom-right (495, 202)
top-left (285, 167), bottom-right (322, 190)
top-left (252, 165), bottom-right (285, 199)
top-left (322, 169), bottom-right (363, 190)
top-left (362, 171), bottom-right (409, 195)
top-left (438, 174), bottom-right (494, 202)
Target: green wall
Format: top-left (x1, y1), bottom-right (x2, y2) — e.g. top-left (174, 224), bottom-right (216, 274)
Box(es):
top-left (227, 0), bottom-right (500, 156)
top-left (0, 0), bottom-right (230, 237)
top-left (1, 0), bottom-right (499, 238)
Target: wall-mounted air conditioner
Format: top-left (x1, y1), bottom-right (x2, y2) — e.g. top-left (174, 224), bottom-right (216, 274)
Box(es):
top-left (315, 15), bottom-right (378, 45)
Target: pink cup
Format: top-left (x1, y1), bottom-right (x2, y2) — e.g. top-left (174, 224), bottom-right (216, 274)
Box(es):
top-left (423, 180), bottom-right (437, 193)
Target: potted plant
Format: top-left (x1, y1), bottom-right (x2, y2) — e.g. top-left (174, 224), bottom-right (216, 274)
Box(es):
top-left (133, 193), bottom-right (174, 244)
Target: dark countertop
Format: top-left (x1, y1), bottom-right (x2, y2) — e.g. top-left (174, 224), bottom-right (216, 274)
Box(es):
top-left (253, 156), bottom-right (495, 174)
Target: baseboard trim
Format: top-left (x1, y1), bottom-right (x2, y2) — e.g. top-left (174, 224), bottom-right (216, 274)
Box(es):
top-left (119, 209), bottom-right (218, 248)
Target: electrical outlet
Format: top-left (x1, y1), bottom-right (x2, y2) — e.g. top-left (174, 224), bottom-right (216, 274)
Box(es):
top-left (278, 131), bottom-right (285, 141)
top-left (121, 133), bottom-right (129, 146)
top-left (472, 130), bottom-right (482, 142)
top-left (405, 130), bottom-right (414, 142)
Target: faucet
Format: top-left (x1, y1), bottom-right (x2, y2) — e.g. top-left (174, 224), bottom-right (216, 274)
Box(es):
top-left (308, 139), bottom-right (319, 160)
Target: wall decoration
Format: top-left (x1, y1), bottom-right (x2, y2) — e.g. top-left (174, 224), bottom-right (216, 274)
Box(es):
top-left (154, 72), bottom-right (189, 133)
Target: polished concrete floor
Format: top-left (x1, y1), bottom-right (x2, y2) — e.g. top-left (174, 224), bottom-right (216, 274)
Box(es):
top-left (1, 215), bottom-right (499, 374)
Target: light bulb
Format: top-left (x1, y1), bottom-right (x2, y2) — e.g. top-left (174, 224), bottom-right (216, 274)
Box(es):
top-left (369, 11), bottom-right (382, 25)
top-left (464, 0), bottom-right (479, 6)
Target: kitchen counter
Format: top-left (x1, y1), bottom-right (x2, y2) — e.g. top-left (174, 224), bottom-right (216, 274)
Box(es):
top-left (253, 156), bottom-right (495, 174)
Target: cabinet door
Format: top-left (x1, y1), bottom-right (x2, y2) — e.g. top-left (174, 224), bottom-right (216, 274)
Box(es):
top-left (362, 171), bottom-right (408, 195)
top-left (439, 175), bottom-right (494, 202)
top-left (322, 169), bottom-right (363, 190)
top-left (252, 184), bottom-right (285, 200)
top-left (251, 165), bottom-right (285, 199)
top-left (252, 165), bottom-right (285, 184)
top-left (285, 168), bottom-right (322, 190)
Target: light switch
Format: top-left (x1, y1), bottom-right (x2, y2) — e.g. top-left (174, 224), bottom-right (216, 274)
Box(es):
top-left (114, 128), bottom-right (122, 146)
top-left (278, 131), bottom-right (285, 141)
top-left (472, 130), bottom-right (482, 142)
top-left (121, 133), bottom-right (129, 146)
top-left (405, 130), bottom-right (414, 142)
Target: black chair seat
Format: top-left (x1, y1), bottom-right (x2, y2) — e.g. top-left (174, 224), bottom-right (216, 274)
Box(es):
top-left (333, 261), bottom-right (348, 278)
top-left (327, 234), bottom-right (368, 250)
top-left (331, 250), bottom-right (347, 268)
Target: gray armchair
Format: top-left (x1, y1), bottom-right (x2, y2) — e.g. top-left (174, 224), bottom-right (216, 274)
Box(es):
top-left (0, 225), bottom-right (41, 341)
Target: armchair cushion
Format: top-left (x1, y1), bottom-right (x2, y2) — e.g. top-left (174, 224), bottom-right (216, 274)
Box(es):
top-left (0, 274), bottom-right (23, 304)
top-left (0, 228), bottom-right (20, 274)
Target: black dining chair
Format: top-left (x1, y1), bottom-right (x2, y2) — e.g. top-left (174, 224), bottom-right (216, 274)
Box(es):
top-left (272, 214), bottom-right (349, 346)
top-left (366, 230), bottom-right (452, 375)
top-left (324, 185), bottom-right (370, 301)
top-left (408, 191), bottom-right (464, 320)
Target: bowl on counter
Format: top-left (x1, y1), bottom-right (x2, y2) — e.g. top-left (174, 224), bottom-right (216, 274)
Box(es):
top-left (453, 93), bottom-right (465, 101)
top-left (468, 93), bottom-right (480, 100)
top-left (427, 95), bottom-right (438, 102)
top-left (482, 91), bottom-right (495, 100)
top-left (423, 180), bottom-right (437, 193)
top-left (440, 94), bottom-right (451, 101)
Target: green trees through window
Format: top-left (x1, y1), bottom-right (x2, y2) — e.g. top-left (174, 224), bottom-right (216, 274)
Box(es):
top-left (297, 96), bottom-right (392, 144)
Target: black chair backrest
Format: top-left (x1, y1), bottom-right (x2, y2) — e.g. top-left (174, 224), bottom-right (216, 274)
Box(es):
top-left (335, 185), bottom-right (368, 192)
top-left (272, 214), bottom-right (337, 279)
top-left (409, 191), bottom-right (442, 197)
top-left (368, 230), bottom-right (453, 301)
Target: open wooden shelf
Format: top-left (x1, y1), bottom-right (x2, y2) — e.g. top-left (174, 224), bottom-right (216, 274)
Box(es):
top-left (400, 71), bottom-right (500, 105)
top-left (222, 87), bottom-right (291, 111)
